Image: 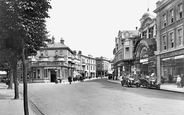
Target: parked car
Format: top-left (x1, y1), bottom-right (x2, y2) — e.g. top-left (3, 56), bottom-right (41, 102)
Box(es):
top-left (121, 77), bottom-right (139, 87)
top-left (139, 78), bottom-right (161, 89)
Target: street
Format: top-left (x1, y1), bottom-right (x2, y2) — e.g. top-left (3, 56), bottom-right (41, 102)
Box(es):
top-left (27, 78), bottom-right (184, 115)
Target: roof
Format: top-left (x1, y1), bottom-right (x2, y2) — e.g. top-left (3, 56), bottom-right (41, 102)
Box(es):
top-left (47, 42), bottom-right (68, 48)
top-left (40, 42), bottom-right (73, 53)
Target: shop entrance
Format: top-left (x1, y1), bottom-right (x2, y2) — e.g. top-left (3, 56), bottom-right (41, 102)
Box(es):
top-left (50, 70), bottom-right (56, 82)
top-left (141, 63), bottom-right (148, 75)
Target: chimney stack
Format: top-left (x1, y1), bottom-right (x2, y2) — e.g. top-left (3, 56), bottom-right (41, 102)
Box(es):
top-left (60, 38), bottom-right (64, 44)
top-left (51, 36), bottom-right (55, 44)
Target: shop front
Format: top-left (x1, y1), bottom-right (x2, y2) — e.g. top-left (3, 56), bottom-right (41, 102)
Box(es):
top-left (161, 49), bottom-right (184, 83)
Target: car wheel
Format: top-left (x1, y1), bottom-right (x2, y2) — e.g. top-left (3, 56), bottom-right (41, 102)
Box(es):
top-left (156, 85), bottom-right (160, 90)
top-left (136, 83), bottom-right (139, 88)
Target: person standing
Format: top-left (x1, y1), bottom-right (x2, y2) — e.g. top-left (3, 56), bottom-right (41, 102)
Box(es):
top-left (68, 76), bottom-right (72, 84)
top-left (176, 75), bottom-right (181, 88)
top-left (181, 74), bottom-right (184, 88)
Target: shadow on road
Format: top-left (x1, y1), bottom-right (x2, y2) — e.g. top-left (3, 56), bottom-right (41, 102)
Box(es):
top-left (85, 79), bottom-right (184, 101)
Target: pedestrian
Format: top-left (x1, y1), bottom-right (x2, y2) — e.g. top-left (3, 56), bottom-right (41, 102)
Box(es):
top-left (161, 76), bottom-right (164, 84)
top-left (68, 76), bottom-right (72, 84)
top-left (176, 75), bottom-right (181, 88)
top-left (181, 74), bottom-right (184, 88)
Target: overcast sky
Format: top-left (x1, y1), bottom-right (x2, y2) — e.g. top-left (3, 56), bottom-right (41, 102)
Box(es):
top-left (45, 0), bottom-right (158, 60)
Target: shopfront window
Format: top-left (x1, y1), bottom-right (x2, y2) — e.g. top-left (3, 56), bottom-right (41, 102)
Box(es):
top-left (162, 55), bottom-right (184, 83)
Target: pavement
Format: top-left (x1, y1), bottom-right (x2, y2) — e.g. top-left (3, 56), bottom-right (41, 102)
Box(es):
top-left (107, 79), bottom-right (184, 94)
top-left (0, 83), bottom-right (35, 115)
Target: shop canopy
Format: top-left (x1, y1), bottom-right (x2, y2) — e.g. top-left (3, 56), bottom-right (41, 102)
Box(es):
top-left (73, 71), bottom-right (82, 78)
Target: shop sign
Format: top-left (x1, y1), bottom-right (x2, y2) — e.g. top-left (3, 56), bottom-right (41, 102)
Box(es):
top-left (140, 58), bottom-right (148, 63)
top-left (160, 49), bottom-right (184, 58)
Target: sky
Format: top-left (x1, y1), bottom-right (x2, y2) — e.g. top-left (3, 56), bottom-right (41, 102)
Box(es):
top-left (45, 0), bottom-right (158, 60)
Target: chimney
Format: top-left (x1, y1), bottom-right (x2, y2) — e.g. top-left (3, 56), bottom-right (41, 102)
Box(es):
top-left (60, 38), bottom-right (64, 44)
top-left (51, 36), bottom-right (55, 44)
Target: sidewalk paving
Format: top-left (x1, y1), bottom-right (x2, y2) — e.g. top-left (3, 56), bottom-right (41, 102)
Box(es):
top-left (0, 83), bottom-right (35, 115)
top-left (107, 79), bottom-right (184, 94)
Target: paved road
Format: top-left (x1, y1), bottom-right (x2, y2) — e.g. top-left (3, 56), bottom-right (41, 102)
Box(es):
top-left (27, 79), bottom-right (184, 115)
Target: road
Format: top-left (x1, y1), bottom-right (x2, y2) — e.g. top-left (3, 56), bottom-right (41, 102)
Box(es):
top-left (27, 78), bottom-right (184, 115)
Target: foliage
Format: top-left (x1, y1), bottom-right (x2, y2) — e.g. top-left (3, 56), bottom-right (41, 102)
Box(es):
top-left (0, 0), bottom-right (52, 54)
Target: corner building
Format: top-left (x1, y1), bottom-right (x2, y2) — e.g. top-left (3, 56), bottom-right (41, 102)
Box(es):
top-left (154, 0), bottom-right (184, 83)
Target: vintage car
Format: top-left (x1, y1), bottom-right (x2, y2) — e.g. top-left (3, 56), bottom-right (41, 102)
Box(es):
top-left (139, 78), bottom-right (161, 89)
top-left (121, 77), bottom-right (140, 87)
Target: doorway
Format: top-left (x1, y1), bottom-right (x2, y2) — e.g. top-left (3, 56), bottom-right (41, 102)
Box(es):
top-left (50, 70), bottom-right (56, 82)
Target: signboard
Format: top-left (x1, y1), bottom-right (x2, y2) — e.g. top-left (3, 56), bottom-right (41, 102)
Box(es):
top-left (160, 49), bottom-right (184, 58)
top-left (140, 58), bottom-right (148, 63)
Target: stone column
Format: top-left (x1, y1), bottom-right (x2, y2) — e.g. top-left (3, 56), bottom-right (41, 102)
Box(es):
top-left (155, 10), bottom-right (161, 84)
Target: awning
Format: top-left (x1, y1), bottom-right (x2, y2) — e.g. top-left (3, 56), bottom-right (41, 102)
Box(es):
top-left (73, 71), bottom-right (82, 78)
top-left (107, 70), bottom-right (113, 74)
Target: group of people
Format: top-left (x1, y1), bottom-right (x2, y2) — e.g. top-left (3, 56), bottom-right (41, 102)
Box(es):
top-left (176, 74), bottom-right (184, 88)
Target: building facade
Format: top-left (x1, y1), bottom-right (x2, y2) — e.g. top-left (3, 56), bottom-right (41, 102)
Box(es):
top-left (113, 30), bottom-right (140, 78)
top-left (18, 38), bottom-right (75, 83)
top-left (96, 56), bottom-right (110, 77)
top-left (82, 54), bottom-right (96, 78)
top-left (154, 0), bottom-right (184, 83)
top-left (133, 10), bottom-right (157, 76)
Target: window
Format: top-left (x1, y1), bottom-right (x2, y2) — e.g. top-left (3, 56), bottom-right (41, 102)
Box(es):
top-left (170, 9), bottom-right (174, 23)
top-left (169, 32), bottom-right (174, 48)
top-left (163, 35), bottom-right (167, 50)
top-left (40, 50), bottom-right (44, 56)
top-left (45, 51), bottom-right (48, 56)
top-left (55, 50), bottom-right (58, 55)
top-left (178, 4), bottom-right (183, 19)
top-left (163, 14), bottom-right (167, 27)
top-left (125, 47), bottom-right (129, 52)
top-left (37, 69), bottom-right (40, 79)
top-left (149, 27), bottom-right (154, 38)
top-left (177, 28), bottom-right (183, 46)
top-left (60, 50), bottom-right (63, 55)
top-left (87, 65), bottom-right (88, 70)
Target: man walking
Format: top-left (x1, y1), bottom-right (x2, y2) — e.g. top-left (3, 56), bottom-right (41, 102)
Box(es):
top-left (68, 76), bottom-right (72, 84)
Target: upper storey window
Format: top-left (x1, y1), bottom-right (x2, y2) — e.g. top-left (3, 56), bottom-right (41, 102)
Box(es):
top-left (55, 50), bottom-right (58, 56)
top-left (169, 32), bottom-right (174, 48)
top-left (162, 35), bottom-right (167, 50)
top-left (163, 14), bottom-right (167, 27)
top-left (170, 9), bottom-right (174, 24)
top-left (177, 27), bottom-right (183, 47)
top-left (178, 3), bottom-right (183, 19)
top-left (149, 27), bottom-right (154, 38)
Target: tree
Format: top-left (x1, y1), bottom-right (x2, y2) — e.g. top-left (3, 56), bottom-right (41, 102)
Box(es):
top-left (0, 0), bottom-right (51, 115)
top-left (0, 49), bottom-right (14, 89)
